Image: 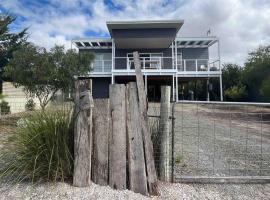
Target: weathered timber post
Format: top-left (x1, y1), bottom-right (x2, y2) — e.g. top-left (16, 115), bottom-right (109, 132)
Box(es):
top-left (109, 84), bottom-right (127, 189)
top-left (133, 51), bottom-right (159, 195)
top-left (73, 79), bottom-right (94, 187)
top-left (92, 99), bottom-right (110, 185)
top-left (159, 86), bottom-right (171, 182)
top-left (126, 82), bottom-right (148, 195)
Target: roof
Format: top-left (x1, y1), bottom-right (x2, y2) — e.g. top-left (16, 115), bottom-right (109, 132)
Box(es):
top-left (72, 38), bottom-right (112, 49)
top-left (106, 20), bottom-right (184, 36)
top-left (72, 37), bottom-right (218, 49)
top-left (175, 37), bottom-right (218, 48)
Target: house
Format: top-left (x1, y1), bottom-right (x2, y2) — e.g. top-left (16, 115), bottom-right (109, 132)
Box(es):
top-left (72, 20), bottom-right (222, 102)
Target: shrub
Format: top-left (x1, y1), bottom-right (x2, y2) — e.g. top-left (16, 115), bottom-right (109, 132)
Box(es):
top-left (0, 100), bottom-right (10, 115)
top-left (224, 85), bottom-right (247, 101)
top-left (0, 108), bottom-right (74, 183)
top-left (25, 99), bottom-right (36, 111)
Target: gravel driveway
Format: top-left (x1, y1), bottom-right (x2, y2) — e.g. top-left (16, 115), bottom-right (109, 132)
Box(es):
top-left (1, 182), bottom-right (270, 200)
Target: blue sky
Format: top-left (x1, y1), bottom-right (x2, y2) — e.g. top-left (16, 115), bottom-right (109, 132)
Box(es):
top-left (1, 0), bottom-right (270, 65)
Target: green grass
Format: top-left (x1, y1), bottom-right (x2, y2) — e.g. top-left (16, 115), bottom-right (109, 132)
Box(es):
top-left (0, 108), bottom-right (74, 184)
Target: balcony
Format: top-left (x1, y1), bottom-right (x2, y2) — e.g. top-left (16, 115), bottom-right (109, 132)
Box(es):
top-left (118, 57), bottom-right (174, 71)
top-left (178, 59), bottom-right (220, 72)
top-left (90, 57), bottom-right (221, 76)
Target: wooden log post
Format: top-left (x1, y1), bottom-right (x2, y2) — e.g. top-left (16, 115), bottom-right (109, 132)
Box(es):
top-left (126, 82), bottom-right (148, 195)
top-left (73, 79), bottom-right (94, 187)
top-left (109, 84), bottom-right (127, 189)
top-left (133, 51), bottom-right (159, 195)
top-left (92, 99), bottom-right (110, 185)
top-left (159, 86), bottom-right (171, 182)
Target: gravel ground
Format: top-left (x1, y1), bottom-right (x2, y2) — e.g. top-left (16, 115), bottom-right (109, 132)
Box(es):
top-left (1, 181), bottom-right (270, 200)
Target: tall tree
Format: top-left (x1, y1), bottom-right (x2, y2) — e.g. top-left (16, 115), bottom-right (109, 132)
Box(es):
top-left (4, 43), bottom-right (94, 110)
top-left (0, 14), bottom-right (27, 75)
top-left (243, 45), bottom-right (270, 101)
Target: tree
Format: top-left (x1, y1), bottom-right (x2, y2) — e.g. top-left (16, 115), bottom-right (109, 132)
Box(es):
top-left (4, 43), bottom-right (94, 110)
top-left (221, 63), bottom-right (247, 101)
top-left (243, 45), bottom-right (270, 102)
top-left (0, 13), bottom-right (27, 74)
top-left (260, 77), bottom-right (270, 102)
top-left (222, 63), bottom-right (243, 90)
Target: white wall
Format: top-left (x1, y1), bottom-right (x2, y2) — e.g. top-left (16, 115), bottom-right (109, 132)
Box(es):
top-left (2, 82), bottom-right (40, 113)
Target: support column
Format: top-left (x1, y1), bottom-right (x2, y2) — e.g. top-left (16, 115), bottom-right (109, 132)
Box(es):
top-left (176, 75), bottom-right (178, 102)
top-left (171, 42), bottom-right (174, 69)
top-left (220, 74), bottom-right (223, 101)
top-left (172, 75), bottom-right (175, 101)
top-left (111, 39), bottom-right (115, 85)
top-left (144, 74), bottom-right (148, 97)
top-left (206, 78), bottom-right (210, 101)
top-left (111, 75), bottom-right (114, 84)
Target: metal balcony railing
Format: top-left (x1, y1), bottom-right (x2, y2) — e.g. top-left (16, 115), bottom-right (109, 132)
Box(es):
top-left (90, 57), bottom-right (221, 73)
top-left (178, 59), bottom-right (220, 72)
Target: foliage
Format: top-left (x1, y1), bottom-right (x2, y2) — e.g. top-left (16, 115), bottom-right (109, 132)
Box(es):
top-left (222, 63), bottom-right (243, 90)
top-left (224, 85), bottom-right (247, 101)
top-left (0, 100), bottom-right (10, 115)
top-left (222, 63), bottom-right (247, 101)
top-left (242, 45), bottom-right (270, 101)
top-left (25, 99), bottom-right (36, 111)
top-left (260, 77), bottom-right (270, 102)
top-left (4, 43), bottom-right (94, 110)
top-left (0, 108), bottom-right (74, 183)
top-left (0, 13), bottom-right (27, 73)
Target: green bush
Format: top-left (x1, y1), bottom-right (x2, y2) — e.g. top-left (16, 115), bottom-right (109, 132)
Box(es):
top-left (0, 100), bottom-right (10, 115)
top-left (25, 99), bottom-right (36, 111)
top-left (224, 85), bottom-right (247, 101)
top-left (0, 108), bottom-right (74, 183)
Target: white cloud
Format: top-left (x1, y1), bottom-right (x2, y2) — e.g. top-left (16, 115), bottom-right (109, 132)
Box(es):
top-left (1, 0), bottom-right (270, 65)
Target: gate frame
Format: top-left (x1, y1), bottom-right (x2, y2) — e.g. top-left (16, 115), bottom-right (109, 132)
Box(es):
top-left (171, 100), bottom-right (270, 183)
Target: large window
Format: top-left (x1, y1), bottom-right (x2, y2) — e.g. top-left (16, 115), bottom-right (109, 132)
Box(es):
top-left (127, 53), bottom-right (163, 69)
top-left (92, 53), bottom-right (112, 72)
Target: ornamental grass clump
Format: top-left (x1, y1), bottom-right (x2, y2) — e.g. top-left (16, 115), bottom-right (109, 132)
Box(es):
top-left (0, 108), bottom-right (74, 183)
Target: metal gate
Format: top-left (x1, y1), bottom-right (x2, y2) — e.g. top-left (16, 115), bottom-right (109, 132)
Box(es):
top-left (171, 101), bottom-right (270, 183)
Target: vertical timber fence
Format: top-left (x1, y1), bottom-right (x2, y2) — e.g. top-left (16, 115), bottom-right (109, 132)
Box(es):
top-left (170, 101), bottom-right (270, 183)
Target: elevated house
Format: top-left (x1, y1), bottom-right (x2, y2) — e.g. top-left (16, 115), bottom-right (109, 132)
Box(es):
top-left (72, 20), bottom-right (222, 101)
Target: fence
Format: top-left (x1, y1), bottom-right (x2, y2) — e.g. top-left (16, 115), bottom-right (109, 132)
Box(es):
top-left (171, 101), bottom-right (270, 183)
top-left (1, 97), bottom-right (270, 184)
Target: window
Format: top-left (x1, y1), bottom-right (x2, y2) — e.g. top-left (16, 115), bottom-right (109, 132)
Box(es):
top-left (127, 53), bottom-right (163, 69)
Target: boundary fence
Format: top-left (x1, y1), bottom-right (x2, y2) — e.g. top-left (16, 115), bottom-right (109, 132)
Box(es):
top-left (171, 101), bottom-right (270, 183)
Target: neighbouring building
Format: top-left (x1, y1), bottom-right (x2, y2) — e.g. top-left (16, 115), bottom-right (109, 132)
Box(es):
top-left (72, 20), bottom-right (223, 102)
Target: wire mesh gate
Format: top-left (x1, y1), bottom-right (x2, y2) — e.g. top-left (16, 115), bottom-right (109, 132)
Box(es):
top-left (171, 101), bottom-right (270, 183)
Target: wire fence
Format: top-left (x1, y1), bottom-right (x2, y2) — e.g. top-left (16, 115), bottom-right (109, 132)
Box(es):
top-left (148, 101), bottom-right (270, 183)
top-left (172, 101), bottom-right (270, 183)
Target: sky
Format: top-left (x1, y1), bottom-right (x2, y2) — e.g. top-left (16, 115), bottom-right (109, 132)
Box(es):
top-left (1, 0), bottom-right (270, 65)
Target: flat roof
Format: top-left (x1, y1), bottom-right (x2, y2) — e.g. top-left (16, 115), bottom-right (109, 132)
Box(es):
top-left (106, 20), bottom-right (184, 36)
